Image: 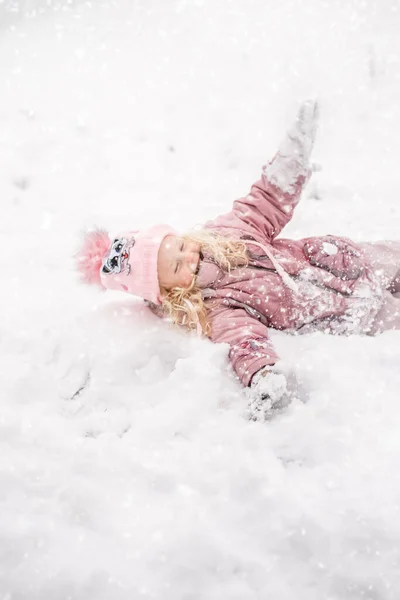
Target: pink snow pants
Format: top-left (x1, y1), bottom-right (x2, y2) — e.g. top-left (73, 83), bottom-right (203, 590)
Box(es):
top-left (361, 241), bottom-right (400, 334)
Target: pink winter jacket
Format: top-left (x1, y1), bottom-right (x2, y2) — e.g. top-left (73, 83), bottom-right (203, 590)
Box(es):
top-left (195, 171), bottom-right (382, 386)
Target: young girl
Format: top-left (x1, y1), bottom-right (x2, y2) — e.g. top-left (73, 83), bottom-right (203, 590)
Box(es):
top-left (76, 100), bottom-right (400, 420)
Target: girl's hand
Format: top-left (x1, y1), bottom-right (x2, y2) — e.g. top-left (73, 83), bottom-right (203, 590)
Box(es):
top-left (295, 99), bottom-right (319, 146)
top-left (246, 367), bottom-right (288, 422)
top-left (263, 99), bottom-right (320, 195)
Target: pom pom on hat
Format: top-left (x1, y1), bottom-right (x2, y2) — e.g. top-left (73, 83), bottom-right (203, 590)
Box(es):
top-left (75, 228), bottom-right (111, 288)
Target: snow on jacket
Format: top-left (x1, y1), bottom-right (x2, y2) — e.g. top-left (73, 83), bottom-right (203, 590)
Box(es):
top-left (195, 170), bottom-right (383, 386)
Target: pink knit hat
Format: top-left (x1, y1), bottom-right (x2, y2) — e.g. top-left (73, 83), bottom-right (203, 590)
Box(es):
top-left (76, 224), bottom-right (176, 305)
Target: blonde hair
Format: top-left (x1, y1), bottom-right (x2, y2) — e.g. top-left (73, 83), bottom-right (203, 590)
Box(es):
top-left (160, 230), bottom-right (249, 336)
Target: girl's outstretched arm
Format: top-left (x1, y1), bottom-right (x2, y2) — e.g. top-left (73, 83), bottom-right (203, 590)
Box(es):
top-left (207, 100), bottom-right (319, 242)
top-left (209, 304), bottom-right (279, 386)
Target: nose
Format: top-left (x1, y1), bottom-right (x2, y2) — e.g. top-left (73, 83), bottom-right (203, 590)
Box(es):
top-left (184, 249), bottom-right (196, 262)
top-left (184, 248), bottom-right (199, 269)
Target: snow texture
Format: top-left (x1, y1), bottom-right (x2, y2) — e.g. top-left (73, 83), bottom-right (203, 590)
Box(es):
top-left (1, 0), bottom-right (400, 599)
top-left (322, 242), bottom-right (338, 256)
top-left (263, 99), bottom-right (319, 195)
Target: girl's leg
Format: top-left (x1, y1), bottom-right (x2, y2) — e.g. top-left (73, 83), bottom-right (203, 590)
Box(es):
top-left (360, 241), bottom-right (400, 293)
top-left (369, 290), bottom-right (400, 334)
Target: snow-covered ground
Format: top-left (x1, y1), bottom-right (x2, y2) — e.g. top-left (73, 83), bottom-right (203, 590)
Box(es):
top-left (1, 0), bottom-right (400, 598)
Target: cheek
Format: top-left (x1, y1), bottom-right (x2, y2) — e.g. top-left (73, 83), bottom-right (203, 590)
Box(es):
top-left (158, 257), bottom-right (176, 288)
top-left (180, 269), bottom-right (194, 287)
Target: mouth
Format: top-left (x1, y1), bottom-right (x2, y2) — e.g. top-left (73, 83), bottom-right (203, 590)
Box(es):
top-left (193, 251), bottom-right (202, 275)
top-left (188, 253), bottom-right (201, 278)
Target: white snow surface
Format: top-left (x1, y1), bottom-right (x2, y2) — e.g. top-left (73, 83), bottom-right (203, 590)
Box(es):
top-left (1, 1), bottom-right (400, 598)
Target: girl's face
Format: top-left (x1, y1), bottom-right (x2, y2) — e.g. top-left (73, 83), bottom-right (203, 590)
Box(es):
top-left (157, 235), bottom-right (201, 290)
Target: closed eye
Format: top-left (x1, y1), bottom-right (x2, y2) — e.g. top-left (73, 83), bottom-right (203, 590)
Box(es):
top-left (174, 242), bottom-right (184, 274)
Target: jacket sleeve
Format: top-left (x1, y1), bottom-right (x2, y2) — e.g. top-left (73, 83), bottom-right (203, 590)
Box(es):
top-left (208, 303), bottom-right (279, 386)
top-left (206, 100), bottom-right (318, 243)
top-left (218, 170), bottom-right (308, 242)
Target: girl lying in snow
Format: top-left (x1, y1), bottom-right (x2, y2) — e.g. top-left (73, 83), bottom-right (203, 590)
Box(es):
top-left (76, 100), bottom-right (400, 420)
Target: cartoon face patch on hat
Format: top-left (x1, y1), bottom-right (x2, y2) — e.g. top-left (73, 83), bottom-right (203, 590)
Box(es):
top-left (101, 236), bottom-right (135, 276)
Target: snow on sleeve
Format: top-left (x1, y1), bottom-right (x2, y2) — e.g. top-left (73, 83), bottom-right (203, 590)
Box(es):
top-left (208, 304), bottom-right (279, 386)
